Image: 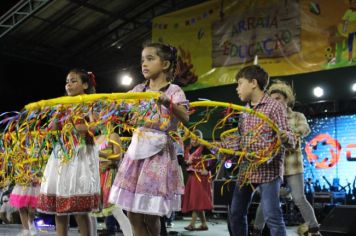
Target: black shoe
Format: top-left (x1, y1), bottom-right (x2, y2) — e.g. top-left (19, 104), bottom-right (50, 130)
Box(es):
top-left (250, 228), bottom-right (262, 236)
top-left (98, 229), bottom-right (116, 236)
top-left (168, 231), bottom-right (179, 235)
top-left (306, 226), bottom-right (322, 236)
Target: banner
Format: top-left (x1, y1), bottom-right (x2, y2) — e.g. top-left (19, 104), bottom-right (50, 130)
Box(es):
top-left (212, 0), bottom-right (300, 66)
top-left (152, 0), bottom-right (353, 91)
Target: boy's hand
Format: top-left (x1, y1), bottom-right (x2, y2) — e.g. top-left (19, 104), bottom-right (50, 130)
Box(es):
top-left (279, 130), bottom-right (289, 144)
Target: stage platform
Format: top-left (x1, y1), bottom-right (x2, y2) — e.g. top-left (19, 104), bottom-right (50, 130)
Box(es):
top-left (0, 218), bottom-right (300, 236)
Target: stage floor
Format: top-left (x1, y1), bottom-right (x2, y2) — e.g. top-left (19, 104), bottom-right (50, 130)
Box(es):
top-left (0, 219), bottom-right (300, 235)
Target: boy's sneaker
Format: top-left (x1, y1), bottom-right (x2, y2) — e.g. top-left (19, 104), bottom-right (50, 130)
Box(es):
top-left (298, 223), bottom-right (308, 236)
top-left (305, 230), bottom-right (322, 236)
top-left (304, 226), bottom-right (322, 236)
top-left (166, 222), bottom-right (174, 228)
top-left (249, 228), bottom-right (262, 236)
top-left (307, 233), bottom-right (322, 236)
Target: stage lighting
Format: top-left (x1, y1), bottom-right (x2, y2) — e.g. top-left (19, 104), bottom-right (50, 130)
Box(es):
top-left (352, 83), bottom-right (356, 92)
top-left (120, 74), bottom-right (133, 86)
top-left (224, 159), bottom-right (233, 169)
top-left (313, 86), bottom-right (324, 98)
top-left (34, 217), bottom-right (55, 231)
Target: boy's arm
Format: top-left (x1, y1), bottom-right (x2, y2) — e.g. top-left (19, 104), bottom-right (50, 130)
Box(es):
top-left (271, 104), bottom-right (296, 149)
top-left (221, 134), bottom-right (240, 151)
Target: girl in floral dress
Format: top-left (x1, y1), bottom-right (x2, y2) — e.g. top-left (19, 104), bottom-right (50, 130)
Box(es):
top-left (109, 42), bottom-right (189, 236)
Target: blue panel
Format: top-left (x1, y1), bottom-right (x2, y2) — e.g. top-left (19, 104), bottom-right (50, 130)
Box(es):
top-left (302, 114), bottom-right (356, 189)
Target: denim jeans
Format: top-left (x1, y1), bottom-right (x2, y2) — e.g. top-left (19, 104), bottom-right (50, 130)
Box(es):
top-left (230, 177), bottom-right (286, 236)
top-left (105, 215), bottom-right (120, 233)
top-left (254, 173), bottom-right (319, 231)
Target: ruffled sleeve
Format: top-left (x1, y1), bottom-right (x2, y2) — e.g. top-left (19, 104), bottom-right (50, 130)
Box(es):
top-left (168, 84), bottom-right (189, 108)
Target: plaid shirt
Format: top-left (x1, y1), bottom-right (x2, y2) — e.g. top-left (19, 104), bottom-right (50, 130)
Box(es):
top-left (284, 108), bottom-right (310, 176)
top-left (224, 94), bottom-right (295, 185)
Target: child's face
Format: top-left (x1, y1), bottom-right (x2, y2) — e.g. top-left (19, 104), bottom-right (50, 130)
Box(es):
top-left (236, 77), bottom-right (254, 102)
top-left (191, 137), bottom-right (199, 147)
top-left (141, 47), bottom-right (166, 80)
top-left (65, 72), bottom-right (87, 96)
top-left (270, 92), bottom-right (288, 108)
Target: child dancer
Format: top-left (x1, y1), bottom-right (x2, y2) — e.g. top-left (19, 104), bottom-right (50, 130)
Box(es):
top-left (37, 69), bottom-right (100, 236)
top-left (182, 129), bottom-right (213, 231)
top-left (10, 171), bottom-right (40, 236)
top-left (252, 80), bottom-right (321, 236)
top-left (226, 65), bottom-right (295, 236)
top-left (109, 42), bottom-right (189, 236)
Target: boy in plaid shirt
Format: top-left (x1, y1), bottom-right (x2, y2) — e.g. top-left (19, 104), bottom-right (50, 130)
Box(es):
top-left (227, 65), bottom-right (295, 236)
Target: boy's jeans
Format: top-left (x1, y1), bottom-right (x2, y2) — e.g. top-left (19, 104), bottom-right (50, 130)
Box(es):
top-left (229, 177), bottom-right (287, 236)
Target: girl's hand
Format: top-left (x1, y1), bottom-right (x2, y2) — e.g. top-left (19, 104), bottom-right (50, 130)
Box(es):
top-left (101, 162), bottom-right (110, 172)
top-left (200, 169), bottom-right (209, 175)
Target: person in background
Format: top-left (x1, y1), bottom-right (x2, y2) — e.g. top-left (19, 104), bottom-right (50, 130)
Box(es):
top-left (10, 168), bottom-right (41, 236)
top-left (342, 0), bottom-right (356, 62)
top-left (0, 193), bottom-right (17, 224)
top-left (182, 129), bottom-right (213, 231)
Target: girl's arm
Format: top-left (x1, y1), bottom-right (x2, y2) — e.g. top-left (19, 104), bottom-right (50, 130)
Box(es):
top-left (99, 133), bottom-right (121, 160)
top-left (74, 123), bottom-right (89, 135)
top-left (109, 132), bottom-right (122, 160)
top-left (170, 103), bottom-right (189, 124)
top-left (158, 93), bottom-right (189, 123)
top-left (74, 111), bottom-right (99, 135)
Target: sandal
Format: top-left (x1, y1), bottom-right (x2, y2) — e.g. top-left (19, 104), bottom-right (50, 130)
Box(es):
top-left (196, 225), bottom-right (209, 231)
top-left (184, 224), bottom-right (196, 231)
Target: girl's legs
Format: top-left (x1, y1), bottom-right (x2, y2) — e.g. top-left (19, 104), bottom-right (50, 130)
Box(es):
top-left (27, 207), bottom-right (37, 233)
top-left (55, 215), bottom-right (69, 236)
top-left (184, 211), bottom-right (197, 230)
top-left (144, 214), bottom-right (160, 236)
top-left (128, 212), bottom-right (150, 236)
top-left (196, 211), bottom-right (208, 228)
top-left (191, 211), bottom-right (197, 226)
top-left (89, 216), bottom-right (98, 236)
top-left (28, 207), bottom-right (36, 223)
top-left (19, 208), bottom-right (29, 229)
top-left (74, 214), bottom-right (91, 236)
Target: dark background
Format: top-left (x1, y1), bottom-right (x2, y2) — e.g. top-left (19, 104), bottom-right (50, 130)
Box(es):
top-left (1, 0), bottom-right (356, 116)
